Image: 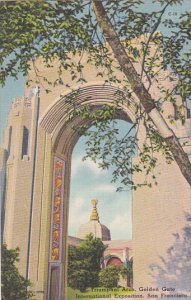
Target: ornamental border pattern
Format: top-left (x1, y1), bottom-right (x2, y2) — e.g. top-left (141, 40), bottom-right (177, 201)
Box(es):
top-left (49, 156), bottom-right (65, 262)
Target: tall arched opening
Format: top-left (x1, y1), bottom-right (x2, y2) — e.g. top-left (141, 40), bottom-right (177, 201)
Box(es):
top-left (67, 119), bottom-right (133, 298)
top-left (39, 84), bottom-right (137, 300)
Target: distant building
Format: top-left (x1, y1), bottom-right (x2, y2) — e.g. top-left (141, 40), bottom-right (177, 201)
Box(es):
top-left (68, 199), bottom-right (133, 287)
top-left (77, 199), bottom-right (111, 241)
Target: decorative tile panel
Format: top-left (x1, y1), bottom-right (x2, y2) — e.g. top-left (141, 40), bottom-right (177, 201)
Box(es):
top-left (50, 156), bottom-right (65, 262)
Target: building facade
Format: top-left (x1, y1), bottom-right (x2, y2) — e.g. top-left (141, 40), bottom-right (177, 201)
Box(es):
top-left (1, 49), bottom-right (191, 299)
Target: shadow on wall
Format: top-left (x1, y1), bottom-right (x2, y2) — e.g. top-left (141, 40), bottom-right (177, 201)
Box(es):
top-left (150, 213), bottom-right (191, 300)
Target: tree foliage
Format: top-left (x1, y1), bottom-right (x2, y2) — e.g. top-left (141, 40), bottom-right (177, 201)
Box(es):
top-left (1, 244), bottom-right (34, 300)
top-left (121, 264), bottom-right (133, 281)
top-left (0, 0), bottom-right (191, 188)
top-left (67, 234), bottom-right (106, 292)
top-left (99, 265), bottom-right (121, 288)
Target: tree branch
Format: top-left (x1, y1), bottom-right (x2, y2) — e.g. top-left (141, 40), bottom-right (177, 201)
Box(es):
top-left (140, 1), bottom-right (173, 79)
top-left (92, 0), bottom-right (191, 186)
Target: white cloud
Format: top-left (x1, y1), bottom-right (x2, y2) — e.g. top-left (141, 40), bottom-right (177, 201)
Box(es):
top-left (71, 155), bottom-right (107, 177)
top-left (109, 212), bottom-right (132, 240)
top-left (71, 156), bottom-right (83, 176)
top-left (68, 196), bottom-right (90, 236)
top-left (95, 183), bottom-right (116, 193)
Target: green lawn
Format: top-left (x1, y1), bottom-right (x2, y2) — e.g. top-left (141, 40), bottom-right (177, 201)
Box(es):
top-left (67, 286), bottom-right (134, 300)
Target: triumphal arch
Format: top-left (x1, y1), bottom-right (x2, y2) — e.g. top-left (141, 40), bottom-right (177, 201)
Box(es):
top-left (1, 44), bottom-right (191, 299)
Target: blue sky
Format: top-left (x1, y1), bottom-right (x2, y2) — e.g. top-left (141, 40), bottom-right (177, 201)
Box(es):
top-left (1, 0), bottom-right (190, 240)
top-left (68, 121), bottom-right (132, 240)
top-left (0, 75), bottom-right (24, 144)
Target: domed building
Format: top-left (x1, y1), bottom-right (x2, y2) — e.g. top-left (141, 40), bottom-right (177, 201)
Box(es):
top-left (77, 199), bottom-right (111, 241)
top-left (68, 199), bottom-right (133, 287)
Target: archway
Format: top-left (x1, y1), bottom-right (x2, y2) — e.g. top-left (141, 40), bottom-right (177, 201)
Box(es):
top-left (106, 256), bottom-right (122, 266)
top-left (39, 84), bottom-right (137, 300)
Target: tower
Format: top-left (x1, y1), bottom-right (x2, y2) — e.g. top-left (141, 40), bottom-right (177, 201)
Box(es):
top-left (1, 87), bottom-right (40, 277)
top-left (77, 199), bottom-right (111, 241)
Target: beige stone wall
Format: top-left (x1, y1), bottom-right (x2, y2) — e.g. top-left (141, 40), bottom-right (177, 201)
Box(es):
top-left (133, 146), bottom-right (191, 291)
top-left (28, 131), bottom-right (53, 298)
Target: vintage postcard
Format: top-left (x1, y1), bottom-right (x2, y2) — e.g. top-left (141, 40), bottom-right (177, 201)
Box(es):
top-left (0, 1), bottom-right (191, 300)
